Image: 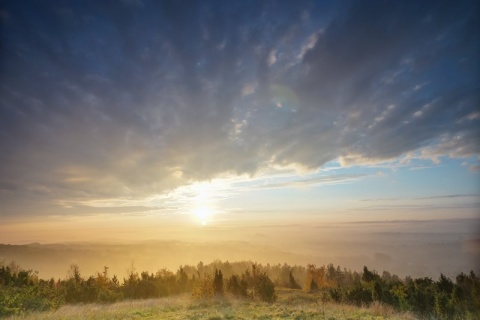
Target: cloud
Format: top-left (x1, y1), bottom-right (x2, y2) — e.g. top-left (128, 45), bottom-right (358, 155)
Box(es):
top-left (368, 104), bottom-right (395, 129)
top-left (0, 0), bottom-right (478, 217)
top-left (241, 84), bottom-right (256, 96)
top-left (360, 194), bottom-right (479, 202)
top-left (360, 198), bottom-right (399, 202)
top-left (254, 174), bottom-right (369, 190)
top-left (53, 205), bottom-right (162, 217)
top-left (268, 50), bottom-right (277, 66)
top-left (415, 194), bottom-right (479, 200)
top-left (465, 112), bottom-right (480, 121)
top-left (353, 203), bottom-right (480, 212)
top-left (297, 31), bottom-right (321, 60)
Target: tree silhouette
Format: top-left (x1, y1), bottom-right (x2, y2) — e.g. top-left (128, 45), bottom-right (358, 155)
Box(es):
top-left (213, 269), bottom-right (223, 296)
top-left (288, 270), bottom-right (301, 289)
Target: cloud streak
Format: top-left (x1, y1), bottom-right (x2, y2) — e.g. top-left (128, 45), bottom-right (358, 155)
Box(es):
top-left (415, 194), bottom-right (480, 200)
top-left (253, 174), bottom-right (369, 190)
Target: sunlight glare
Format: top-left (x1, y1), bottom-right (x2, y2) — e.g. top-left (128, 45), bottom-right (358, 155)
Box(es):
top-left (192, 206), bottom-right (212, 226)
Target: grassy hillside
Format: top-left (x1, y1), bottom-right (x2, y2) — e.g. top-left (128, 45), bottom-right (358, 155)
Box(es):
top-left (6, 289), bottom-right (416, 320)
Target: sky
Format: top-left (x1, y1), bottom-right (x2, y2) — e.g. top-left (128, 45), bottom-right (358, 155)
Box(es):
top-left (0, 0), bottom-right (479, 246)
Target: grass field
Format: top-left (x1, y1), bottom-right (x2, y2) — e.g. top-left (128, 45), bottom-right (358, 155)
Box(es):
top-left (6, 289), bottom-right (417, 320)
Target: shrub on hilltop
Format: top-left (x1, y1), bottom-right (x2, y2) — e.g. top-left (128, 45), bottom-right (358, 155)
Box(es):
top-left (0, 262), bottom-right (63, 317)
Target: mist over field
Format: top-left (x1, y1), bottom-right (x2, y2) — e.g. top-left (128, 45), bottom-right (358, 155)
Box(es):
top-left (2, 218), bottom-right (478, 280)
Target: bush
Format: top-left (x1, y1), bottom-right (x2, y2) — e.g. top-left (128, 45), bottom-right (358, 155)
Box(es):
top-left (0, 263), bottom-right (63, 317)
top-left (346, 285), bottom-right (372, 307)
top-left (192, 274), bottom-right (214, 299)
top-left (252, 272), bottom-right (276, 302)
top-left (226, 275), bottom-right (248, 298)
top-left (251, 265), bottom-right (276, 303)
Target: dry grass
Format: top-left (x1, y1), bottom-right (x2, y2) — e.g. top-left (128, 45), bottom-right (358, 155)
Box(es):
top-left (5, 289), bottom-right (418, 320)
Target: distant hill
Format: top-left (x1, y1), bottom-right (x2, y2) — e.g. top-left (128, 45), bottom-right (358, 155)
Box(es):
top-left (463, 238), bottom-right (480, 255)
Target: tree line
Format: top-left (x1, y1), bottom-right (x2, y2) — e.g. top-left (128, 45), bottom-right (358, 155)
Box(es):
top-left (304, 264), bottom-right (480, 319)
top-left (0, 260), bottom-right (478, 319)
top-left (0, 260), bottom-right (278, 317)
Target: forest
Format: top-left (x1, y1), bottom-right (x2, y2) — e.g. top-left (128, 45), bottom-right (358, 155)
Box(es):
top-left (0, 260), bottom-right (479, 319)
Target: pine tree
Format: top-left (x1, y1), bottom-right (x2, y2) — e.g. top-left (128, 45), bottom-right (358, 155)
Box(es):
top-left (213, 269), bottom-right (223, 296)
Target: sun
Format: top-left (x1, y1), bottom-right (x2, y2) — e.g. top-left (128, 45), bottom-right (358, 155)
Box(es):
top-left (192, 206), bottom-right (212, 226)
